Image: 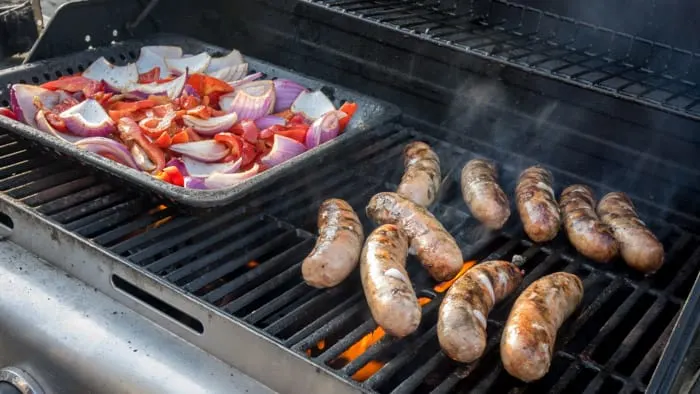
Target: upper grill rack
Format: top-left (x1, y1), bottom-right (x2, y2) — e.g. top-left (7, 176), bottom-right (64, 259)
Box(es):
top-left (302, 0), bottom-right (700, 121)
top-left (0, 118), bottom-right (695, 393)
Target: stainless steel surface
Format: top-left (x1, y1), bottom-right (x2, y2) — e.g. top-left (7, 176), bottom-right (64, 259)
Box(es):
top-left (0, 239), bottom-right (276, 394)
top-left (0, 194), bottom-right (362, 394)
top-left (0, 367), bottom-right (44, 394)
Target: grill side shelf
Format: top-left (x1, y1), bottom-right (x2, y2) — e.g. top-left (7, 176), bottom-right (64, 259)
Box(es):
top-left (0, 195), bottom-right (365, 394)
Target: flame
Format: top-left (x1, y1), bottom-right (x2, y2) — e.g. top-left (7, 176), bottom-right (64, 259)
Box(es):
top-left (433, 261), bottom-right (477, 293)
top-left (246, 260), bottom-right (259, 268)
top-left (147, 204), bottom-right (172, 230)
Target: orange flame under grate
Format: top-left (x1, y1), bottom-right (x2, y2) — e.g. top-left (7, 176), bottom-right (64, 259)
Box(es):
top-left (324, 261), bottom-right (477, 382)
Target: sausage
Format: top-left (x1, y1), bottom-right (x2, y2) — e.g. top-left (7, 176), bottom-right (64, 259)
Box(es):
top-left (460, 159), bottom-right (510, 230)
top-left (366, 192), bottom-right (463, 281)
top-left (438, 260), bottom-right (523, 363)
top-left (515, 166), bottom-right (561, 242)
top-left (501, 272), bottom-right (583, 382)
top-left (597, 192), bottom-right (664, 273)
top-left (396, 141), bottom-right (441, 207)
top-left (302, 199), bottom-right (364, 288)
top-left (559, 185), bottom-right (618, 263)
top-left (361, 224), bottom-right (421, 337)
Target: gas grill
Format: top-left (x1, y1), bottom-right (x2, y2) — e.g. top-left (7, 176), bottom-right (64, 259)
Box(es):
top-left (0, 0), bottom-right (699, 393)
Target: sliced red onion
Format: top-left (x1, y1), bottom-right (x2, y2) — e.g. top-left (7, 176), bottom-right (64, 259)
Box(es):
top-left (182, 112), bottom-right (238, 136)
top-left (10, 84), bottom-right (64, 127)
top-left (165, 52), bottom-right (211, 75)
top-left (127, 70), bottom-right (187, 100)
top-left (169, 140), bottom-right (229, 162)
top-left (305, 110), bottom-right (345, 149)
top-left (35, 110), bottom-right (84, 143)
top-left (208, 63), bottom-right (248, 82)
top-left (182, 84), bottom-right (200, 98)
top-left (182, 156), bottom-right (242, 177)
top-left (59, 99), bottom-right (115, 137)
top-left (273, 79), bottom-right (308, 112)
top-left (219, 81), bottom-right (275, 120)
top-left (74, 136), bottom-right (138, 168)
top-left (260, 134), bottom-right (306, 168)
top-left (229, 72), bottom-right (263, 87)
top-left (142, 46), bottom-right (182, 58)
top-left (165, 157), bottom-right (188, 176)
top-left (254, 115), bottom-right (285, 130)
top-left (291, 90), bottom-right (336, 121)
top-left (207, 50), bottom-right (244, 72)
top-left (82, 56), bottom-right (139, 92)
top-left (131, 144), bottom-right (156, 172)
top-left (204, 163), bottom-right (261, 189)
top-left (184, 176), bottom-right (207, 189)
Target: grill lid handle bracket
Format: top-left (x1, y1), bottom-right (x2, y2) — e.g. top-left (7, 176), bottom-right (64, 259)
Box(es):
top-left (0, 367), bottom-right (43, 394)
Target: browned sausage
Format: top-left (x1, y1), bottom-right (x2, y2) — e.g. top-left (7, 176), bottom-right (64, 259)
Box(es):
top-left (396, 141), bottom-right (441, 207)
top-left (501, 272), bottom-right (583, 382)
top-left (361, 224), bottom-right (421, 338)
top-left (559, 185), bottom-right (618, 263)
top-left (460, 159), bottom-right (510, 230)
top-left (366, 192), bottom-right (463, 281)
top-left (597, 192), bottom-right (664, 273)
top-left (515, 166), bottom-right (561, 242)
top-left (438, 260), bottom-right (523, 363)
top-left (302, 199), bottom-right (364, 288)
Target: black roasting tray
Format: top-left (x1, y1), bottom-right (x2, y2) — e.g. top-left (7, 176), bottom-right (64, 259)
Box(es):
top-left (0, 34), bottom-right (400, 208)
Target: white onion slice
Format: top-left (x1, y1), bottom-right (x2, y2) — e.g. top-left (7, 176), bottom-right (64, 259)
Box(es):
top-left (182, 156), bottom-right (242, 177)
top-left (165, 52), bottom-right (211, 75)
top-left (207, 63), bottom-right (248, 82)
top-left (10, 84), bottom-right (65, 127)
top-left (59, 99), bottom-right (115, 137)
top-left (219, 81), bottom-right (275, 120)
top-left (291, 90), bottom-right (336, 121)
top-left (169, 140), bottom-right (229, 162)
top-left (207, 49), bottom-right (245, 73)
top-left (82, 56), bottom-right (139, 92)
top-left (35, 110), bottom-right (84, 143)
top-left (260, 134), bottom-right (306, 168)
top-left (126, 70), bottom-right (187, 100)
top-left (182, 112), bottom-right (238, 136)
top-left (204, 163), bottom-right (261, 189)
top-left (136, 47), bottom-right (168, 75)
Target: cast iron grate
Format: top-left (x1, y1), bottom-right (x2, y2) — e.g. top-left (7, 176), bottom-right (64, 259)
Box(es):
top-left (0, 119), bottom-right (695, 393)
top-left (302, 0), bottom-right (700, 121)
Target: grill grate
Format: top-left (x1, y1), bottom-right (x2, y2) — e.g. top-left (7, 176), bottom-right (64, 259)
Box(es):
top-left (0, 118), bottom-right (695, 393)
top-left (302, 0), bottom-right (700, 121)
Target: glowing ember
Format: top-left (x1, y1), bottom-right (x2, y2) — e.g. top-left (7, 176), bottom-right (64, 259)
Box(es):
top-left (246, 260), bottom-right (259, 268)
top-left (433, 261), bottom-right (477, 293)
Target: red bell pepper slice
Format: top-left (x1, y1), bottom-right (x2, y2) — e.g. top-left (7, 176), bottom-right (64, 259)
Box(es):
top-left (117, 118), bottom-right (166, 173)
top-left (138, 67), bottom-right (161, 84)
top-left (41, 76), bottom-right (105, 97)
top-left (273, 126), bottom-right (308, 144)
top-left (186, 105), bottom-right (212, 119)
top-left (338, 102), bottom-right (357, 132)
top-left (110, 99), bottom-right (157, 112)
top-left (214, 132), bottom-right (256, 166)
top-left (0, 108), bottom-right (17, 121)
top-left (186, 74), bottom-right (233, 98)
top-left (171, 130), bottom-right (189, 144)
top-left (154, 131), bottom-right (172, 148)
top-left (45, 112), bottom-right (69, 132)
top-left (161, 166), bottom-right (184, 187)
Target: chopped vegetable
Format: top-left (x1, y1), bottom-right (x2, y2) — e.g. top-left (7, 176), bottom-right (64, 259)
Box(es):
top-left (7, 45), bottom-right (359, 189)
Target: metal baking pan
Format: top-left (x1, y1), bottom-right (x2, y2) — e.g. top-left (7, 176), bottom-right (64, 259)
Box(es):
top-left (0, 34), bottom-right (400, 208)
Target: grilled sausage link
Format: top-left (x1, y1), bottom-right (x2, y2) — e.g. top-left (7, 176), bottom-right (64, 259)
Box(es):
top-left (396, 141), bottom-right (441, 207)
top-left (302, 199), bottom-right (364, 288)
top-left (438, 260), bottom-right (523, 363)
top-left (361, 224), bottom-right (421, 337)
top-left (515, 166), bottom-right (561, 242)
top-left (460, 159), bottom-right (511, 230)
top-left (366, 192), bottom-right (463, 281)
top-left (597, 192), bottom-right (664, 273)
top-left (560, 185), bottom-right (618, 263)
top-left (501, 272), bottom-right (583, 382)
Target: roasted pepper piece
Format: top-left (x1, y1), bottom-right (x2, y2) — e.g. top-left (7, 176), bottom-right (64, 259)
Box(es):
top-left (117, 118), bottom-right (166, 173)
top-left (138, 67), bottom-right (161, 84)
top-left (214, 132), bottom-right (257, 166)
top-left (0, 108), bottom-right (17, 121)
top-left (158, 166), bottom-right (185, 187)
top-left (187, 74), bottom-right (234, 98)
top-left (338, 102), bottom-right (357, 132)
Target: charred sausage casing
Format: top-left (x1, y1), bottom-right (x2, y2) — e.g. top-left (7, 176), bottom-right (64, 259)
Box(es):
top-left (366, 192), bottom-right (463, 281)
top-left (460, 159), bottom-right (511, 230)
top-left (501, 272), bottom-right (583, 382)
top-left (597, 192), bottom-right (664, 273)
top-left (438, 260), bottom-right (523, 363)
top-left (560, 185), bottom-right (618, 263)
top-left (515, 166), bottom-right (561, 242)
top-left (396, 141), bottom-right (441, 207)
top-left (302, 199), bottom-right (364, 288)
top-left (361, 224), bottom-right (421, 338)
